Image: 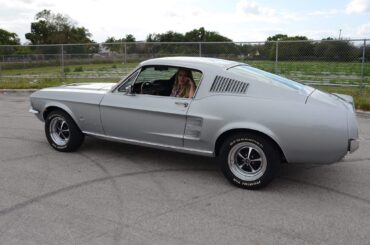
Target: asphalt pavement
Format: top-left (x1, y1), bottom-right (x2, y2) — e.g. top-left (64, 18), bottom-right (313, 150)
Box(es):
top-left (0, 92), bottom-right (370, 245)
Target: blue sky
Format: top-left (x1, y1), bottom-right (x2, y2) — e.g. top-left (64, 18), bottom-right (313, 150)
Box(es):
top-left (0, 0), bottom-right (369, 43)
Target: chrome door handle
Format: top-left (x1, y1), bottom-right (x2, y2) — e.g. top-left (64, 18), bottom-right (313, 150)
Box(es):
top-left (175, 101), bottom-right (189, 107)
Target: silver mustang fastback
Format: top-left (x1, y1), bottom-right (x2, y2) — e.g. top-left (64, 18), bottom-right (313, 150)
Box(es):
top-left (29, 57), bottom-right (359, 189)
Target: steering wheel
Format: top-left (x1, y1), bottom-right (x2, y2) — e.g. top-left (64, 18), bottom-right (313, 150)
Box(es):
top-left (140, 81), bottom-right (154, 94)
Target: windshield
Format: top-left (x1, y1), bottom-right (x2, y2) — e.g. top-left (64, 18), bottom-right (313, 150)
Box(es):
top-left (229, 65), bottom-right (307, 91)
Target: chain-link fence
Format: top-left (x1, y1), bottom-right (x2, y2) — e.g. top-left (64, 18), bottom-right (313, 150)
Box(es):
top-left (0, 39), bottom-right (369, 87)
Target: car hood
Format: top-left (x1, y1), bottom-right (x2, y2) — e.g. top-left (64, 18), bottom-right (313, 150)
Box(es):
top-left (59, 83), bottom-right (116, 91)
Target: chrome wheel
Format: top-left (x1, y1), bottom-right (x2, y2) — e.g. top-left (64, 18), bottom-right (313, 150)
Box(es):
top-left (49, 116), bottom-right (70, 146)
top-left (228, 142), bottom-right (267, 181)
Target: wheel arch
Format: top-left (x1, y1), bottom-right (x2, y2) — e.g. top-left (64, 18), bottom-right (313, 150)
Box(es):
top-left (42, 104), bottom-right (81, 130)
top-left (214, 128), bottom-right (287, 163)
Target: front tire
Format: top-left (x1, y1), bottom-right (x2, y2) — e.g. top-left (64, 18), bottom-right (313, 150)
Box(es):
top-left (45, 110), bottom-right (84, 152)
top-left (219, 133), bottom-right (281, 189)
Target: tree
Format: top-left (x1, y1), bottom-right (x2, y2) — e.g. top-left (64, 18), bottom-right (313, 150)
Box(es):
top-left (266, 34), bottom-right (313, 60)
top-left (103, 34), bottom-right (137, 53)
top-left (184, 27), bottom-right (231, 42)
top-left (25, 9), bottom-right (97, 55)
top-left (146, 31), bottom-right (185, 42)
top-left (25, 9), bottom-right (94, 45)
top-left (0, 28), bottom-right (21, 55)
top-left (314, 40), bottom-right (360, 61)
top-left (145, 31), bottom-right (185, 55)
top-left (267, 34), bottom-right (308, 41)
top-left (105, 35), bottom-right (136, 44)
top-left (183, 27), bottom-right (237, 56)
top-left (145, 27), bottom-right (236, 57)
top-left (0, 28), bottom-right (20, 45)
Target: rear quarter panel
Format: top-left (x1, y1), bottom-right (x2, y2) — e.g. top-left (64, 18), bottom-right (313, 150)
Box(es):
top-left (185, 94), bottom-right (348, 164)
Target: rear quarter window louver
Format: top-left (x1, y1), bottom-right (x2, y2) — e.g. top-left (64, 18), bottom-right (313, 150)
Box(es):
top-left (210, 76), bottom-right (249, 94)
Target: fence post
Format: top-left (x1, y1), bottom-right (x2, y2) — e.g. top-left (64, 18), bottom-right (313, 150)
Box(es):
top-left (275, 41), bottom-right (279, 74)
top-left (119, 42), bottom-right (123, 63)
top-left (0, 55), bottom-right (2, 80)
top-left (361, 39), bottom-right (366, 88)
top-left (199, 42), bottom-right (202, 57)
top-left (61, 44), bottom-right (65, 78)
top-left (124, 43), bottom-right (127, 64)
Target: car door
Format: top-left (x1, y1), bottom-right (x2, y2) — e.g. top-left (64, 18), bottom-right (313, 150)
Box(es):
top-left (99, 66), bottom-right (190, 147)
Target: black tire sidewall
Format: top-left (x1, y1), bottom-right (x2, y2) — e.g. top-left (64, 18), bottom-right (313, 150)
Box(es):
top-left (45, 110), bottom-right (84, 152)
top-left (219, 134), bottom-right (280, 189)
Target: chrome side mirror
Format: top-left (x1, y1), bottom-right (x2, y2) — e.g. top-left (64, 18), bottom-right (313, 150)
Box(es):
top-left (124, 85), bottom-right (135, 95)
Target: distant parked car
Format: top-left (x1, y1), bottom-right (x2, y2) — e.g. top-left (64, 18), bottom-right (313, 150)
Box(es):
top-left (29, 57), bottom-right (359, 189)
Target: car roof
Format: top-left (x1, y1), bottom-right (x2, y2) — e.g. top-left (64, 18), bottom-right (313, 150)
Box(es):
top-left (140, 57), bottom-right (243, 70)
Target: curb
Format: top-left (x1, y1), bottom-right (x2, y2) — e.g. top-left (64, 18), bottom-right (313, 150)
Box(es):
top-left (357, 110), bottom-right (370, 118)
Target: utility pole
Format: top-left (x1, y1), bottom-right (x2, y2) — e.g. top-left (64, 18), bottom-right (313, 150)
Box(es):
top-left (338, 29), bottom-right (342, 40)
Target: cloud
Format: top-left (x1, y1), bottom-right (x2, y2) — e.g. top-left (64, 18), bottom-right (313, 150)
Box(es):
top-left (236, 0), bottom-right (276, 17)
top-left (11, 0), bottom-right (34, 3)
top-left (346, 0), bottom-right (370, 14)
top-left (234, 0), bottom-right (302, 24)
top-left (0, 0), bottom-right (367, 44)
top-left (308, 9), bottom-right (339, 17)
top-left (358, 22), bottom-right (370, 36)
top-left (36, 2), bottom-right (55, 8)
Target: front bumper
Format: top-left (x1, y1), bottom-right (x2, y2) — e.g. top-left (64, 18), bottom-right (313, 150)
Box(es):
top-left (29, 107), bottom-right (44, 122)
top-left (29, 108), bottom-right (39, 114)
top-left (348, 139), bottom-right (360, 153)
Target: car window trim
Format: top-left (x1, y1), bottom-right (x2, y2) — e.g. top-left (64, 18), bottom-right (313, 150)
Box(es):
top-left (113, 67), bottom-right (142, 93)
top-left (192, 72), bottom-right (203, 99)
top-left (114, 65), bottom-right (204, 99)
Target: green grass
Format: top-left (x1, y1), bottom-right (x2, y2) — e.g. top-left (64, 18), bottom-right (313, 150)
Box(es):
top-left (314, 86), bottom-right (370, 111)
top-left (1, 62), bottom-right (138, 76)
top-left (0, 62), bottom-right (138, 88)
top-left (0, 78), bottom-right (118, 89)
top-left (0, 78), bottom-right (67, 89)
top-left (246, 60), bottom-right (370, 85)
top-left (247, 60), bottom-right (370, 75)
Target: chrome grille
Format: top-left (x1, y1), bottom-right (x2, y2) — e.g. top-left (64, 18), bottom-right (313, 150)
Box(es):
top-left (210, 76), bottom-right (248, 94)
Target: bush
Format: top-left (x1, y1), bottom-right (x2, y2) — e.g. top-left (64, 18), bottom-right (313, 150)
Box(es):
top-left (64, 67), bottom-right (71, 73)
top-left (73, 66), bottom-right (83, 72)
top-left (357, 97), bottom-right (370, 111)
top-left (316, 85), bottom-right (370, 111)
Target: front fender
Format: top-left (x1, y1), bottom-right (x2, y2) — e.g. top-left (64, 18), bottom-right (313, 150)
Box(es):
top-left (30, 89), bottom-right (105, 134)
top-left (42, 101), bottom-right (80, 126)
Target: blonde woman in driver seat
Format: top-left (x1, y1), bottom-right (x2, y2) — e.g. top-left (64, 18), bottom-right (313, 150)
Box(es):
top-left (171, 69), bottom-right (196, 98)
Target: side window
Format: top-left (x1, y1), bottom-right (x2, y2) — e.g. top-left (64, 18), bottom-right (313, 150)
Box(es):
top-left (118, 65), bottom-right (203, 98)
top-left (192, 70), bottom-right (202, 87)
top-left (132, 66), bottom-right (178, 96)
top-left (135, 66), bottom-right (177, 85)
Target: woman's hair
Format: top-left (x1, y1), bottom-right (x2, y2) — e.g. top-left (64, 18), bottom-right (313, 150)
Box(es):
top-left (172, 69), bottom-right (195, 98)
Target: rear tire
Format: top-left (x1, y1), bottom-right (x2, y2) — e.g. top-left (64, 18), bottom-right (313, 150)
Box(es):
top-left (219, 133), bottom-right (280, 189)
top-left (45, 110), bottom-right (84, 152)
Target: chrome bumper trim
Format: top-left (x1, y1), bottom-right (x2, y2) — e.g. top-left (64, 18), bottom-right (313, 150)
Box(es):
top-left (29, 108), bottom-right (39, 114)
top-left (349, 139), bottom-right (359, 153)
